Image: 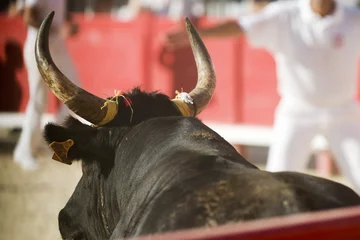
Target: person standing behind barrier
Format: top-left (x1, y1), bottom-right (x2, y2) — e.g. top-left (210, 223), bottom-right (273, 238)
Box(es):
top-left (13, 0), bottom-right (80, 170)
top-left (165, 0), bottom-right (360, 194)
top-left (122, 0), bottom-right (204, 20)
top-left (167, 0), bottom-right (205, 21)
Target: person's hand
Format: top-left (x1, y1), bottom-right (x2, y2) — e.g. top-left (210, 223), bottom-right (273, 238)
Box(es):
top-left (163, 28), bottom-right (190, 50)
top-left (7, 2), bottom-right (21, 18)
top-left (162, 17), bottom-right (202, 50)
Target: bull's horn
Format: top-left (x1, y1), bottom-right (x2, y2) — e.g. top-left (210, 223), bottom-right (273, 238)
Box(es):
top-left (172, 18), bottom-right (216, 117)
top-left (35, 11), bottom-right (117, 126)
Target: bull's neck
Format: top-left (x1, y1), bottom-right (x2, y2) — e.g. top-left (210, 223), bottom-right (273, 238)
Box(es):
top-left (99, 175), bottom-right (112, 237)
top-left (98, 171), bottom-right (121, 238)
top-left (111, 149), bottom-right (171, 237)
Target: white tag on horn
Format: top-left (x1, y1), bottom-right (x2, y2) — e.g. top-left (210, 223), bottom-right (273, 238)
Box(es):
top-left (175, 92), bottom-right (194, 105)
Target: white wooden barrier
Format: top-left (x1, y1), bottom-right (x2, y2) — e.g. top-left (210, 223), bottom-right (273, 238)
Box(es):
top-left (0, 113), bottom-right (329, 151)
top-left (0, 113), bottom-right (335, 175)
top-left (204, 121), bottom-right (329, 151)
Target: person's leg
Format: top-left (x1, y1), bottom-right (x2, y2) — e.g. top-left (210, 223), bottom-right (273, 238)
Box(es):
top-left (266, 116), bottom-right (316, 172)
top-left (327, 121), bottom-right (360, 195)
top-left (14, 37), bottom-right (47, 170)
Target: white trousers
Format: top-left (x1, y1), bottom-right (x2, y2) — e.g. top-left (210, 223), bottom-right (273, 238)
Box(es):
top-left (266, 100), bottom-right (360, 194)
top-left (15, 30), bottom-right (80, 157)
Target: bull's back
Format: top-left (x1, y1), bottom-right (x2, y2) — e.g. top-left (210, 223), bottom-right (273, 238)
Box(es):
top-left (134, 168), bottom-right (360, 236)
top-left (133, 169), bottom-right (302, 235)
top-left (121, 118), bottom-right (360, 236)
top-left (274, 171), bottom-right (360, 208)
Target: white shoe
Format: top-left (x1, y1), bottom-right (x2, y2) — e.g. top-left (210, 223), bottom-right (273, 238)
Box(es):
top-left (13, 148), bottom-right (39, 171)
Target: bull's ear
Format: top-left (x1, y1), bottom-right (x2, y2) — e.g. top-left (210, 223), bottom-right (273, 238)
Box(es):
top-left (44, 123), bottom-right (79, 164)
top-left (44, 123), bottom-right (72, 144)
top-left (44, 122), bottom-right (115, 175)
top-left (44, 122), bottom-right (100, 163)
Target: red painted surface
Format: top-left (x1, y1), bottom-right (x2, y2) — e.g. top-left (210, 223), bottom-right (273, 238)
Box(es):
top-left (68, 13), bottom-right (154, 96)
top-left (0, 16), bottom-right (28, 112)
top-left (242, 46), bottom-right (279, 125)
top-left (126, 205), bottom-right (360, 240)
top-left (0, 13), bottom-right (359, 125)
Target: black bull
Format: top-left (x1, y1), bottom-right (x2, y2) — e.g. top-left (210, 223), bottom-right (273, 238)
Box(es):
top-left (36, 12), bottom-right (360, 240)
top-left (47, 116), bottom-right (360, 240)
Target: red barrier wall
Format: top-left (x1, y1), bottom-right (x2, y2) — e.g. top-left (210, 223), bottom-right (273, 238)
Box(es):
top-left (0, 16), bottom-right (28, 112)
top-left (68, 13), bottom-right (154, 95)
top-left (1, 13), bottom-right (359, 126)
top-left (127, 205), bottom-right (360, 240)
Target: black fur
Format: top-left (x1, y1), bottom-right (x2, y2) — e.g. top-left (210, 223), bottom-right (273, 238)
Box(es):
top-left (103, 88), bottom-right (182, 127)
top-left (44, 89), bottom-right (360, 240)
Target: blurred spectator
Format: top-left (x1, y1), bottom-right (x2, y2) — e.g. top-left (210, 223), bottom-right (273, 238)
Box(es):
top-left (251, 0), bottom-right (277, 12)
top-left (2, 0), bottom-right (20, 16)
top-left (95, 0), bottom-right (113, 12)
top-left (113, 0), bottom-right (204, 21)
top-left (167, 0), bottom-right (205, 20)
top-left (165, 0), bottom-right (360, 194)
top-left (0, 0), bottom-right (14, 13)
top-left (0, 40), bottom-right (23, 112)
top-left (12, 0), bottom-right (81, 171)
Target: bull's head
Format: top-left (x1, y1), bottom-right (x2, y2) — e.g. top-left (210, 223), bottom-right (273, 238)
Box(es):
top-left (37, 11), bottom-right (217, 240)
top-left (36, 11), bottom-right (216, 128)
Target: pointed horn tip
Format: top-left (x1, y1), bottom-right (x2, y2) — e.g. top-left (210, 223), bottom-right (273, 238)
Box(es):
top-left (36, 11), bottom-right (55, 55)
top-left (41, 11), bottom-right (55, 27)
top-left (37, 11), bottom-right (55, 37)
top-left (46, 11), bottom-right (55, 24)
top-left (185, 17), bottom-right (195, 34)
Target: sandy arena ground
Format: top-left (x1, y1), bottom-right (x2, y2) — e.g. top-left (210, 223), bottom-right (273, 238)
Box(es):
top-left (0, 135), bottom-right (82, 240)
top-left (0, 130), bottom-right (351, 240)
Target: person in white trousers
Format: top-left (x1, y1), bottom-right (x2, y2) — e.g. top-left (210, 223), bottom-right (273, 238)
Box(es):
top-left (13, 0), bottom-right (80, 170)
top-left (165, 0), bottom-right (360, 194)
